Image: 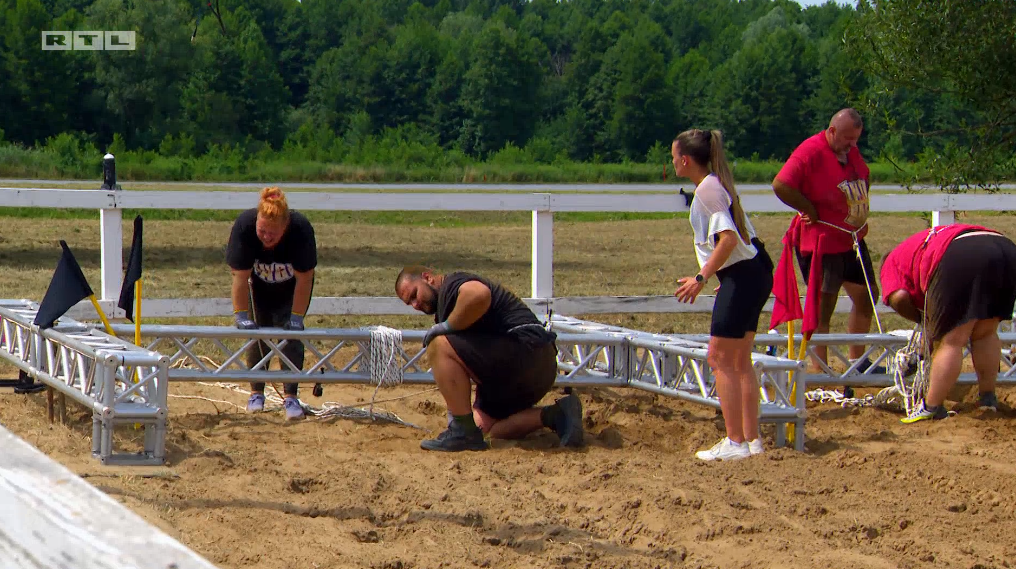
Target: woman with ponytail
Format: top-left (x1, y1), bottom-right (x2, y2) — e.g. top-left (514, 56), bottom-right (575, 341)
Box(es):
top-left (226, 186), bottom-right (318, 420)
top-left (672, 129), bottom-right (774, 461)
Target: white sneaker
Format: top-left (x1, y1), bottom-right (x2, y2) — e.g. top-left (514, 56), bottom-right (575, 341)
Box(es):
top-left (747, 438), bottom-right (763, 455)
top-left (695, 437), bottom-right (751, 462)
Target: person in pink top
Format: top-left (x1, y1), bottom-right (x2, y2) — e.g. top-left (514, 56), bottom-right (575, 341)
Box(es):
top-left (772, 108), bottom-right (885, 374)
top-left (880, 224), bottom-right (1016, 422)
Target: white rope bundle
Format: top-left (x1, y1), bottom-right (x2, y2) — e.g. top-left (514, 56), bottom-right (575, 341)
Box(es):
top-left (803, 328), bottom-right (929, 417)
top-left (167, 351), bottom-right (428, 428)
top-left (880, 326), bottom-right (930, 418)
top-left (363, 325), bottom-right (404, 387)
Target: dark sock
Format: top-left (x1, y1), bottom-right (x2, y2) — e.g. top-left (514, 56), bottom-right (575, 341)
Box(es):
top-left (452, 413), bottom-right (479, 433)
top-left (540, 403), bottom-right (562, 429)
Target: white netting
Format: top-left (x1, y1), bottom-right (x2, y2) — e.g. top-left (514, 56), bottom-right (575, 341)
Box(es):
top-left (166, 333), bottom-right (432, 428)
top-left (363, 325), bottom-right (404, 387)
top-left (803, 327), bottom-right (929, 417)
top-left (879, 326), bottom-right (930, 417)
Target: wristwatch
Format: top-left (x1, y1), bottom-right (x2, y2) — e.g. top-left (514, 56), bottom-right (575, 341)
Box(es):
top-left (695, 274), bottom-right (705, 284)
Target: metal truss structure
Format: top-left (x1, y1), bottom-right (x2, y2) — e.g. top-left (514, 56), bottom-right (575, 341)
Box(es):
top-left (0, 301), bottom-right (169, 465)
top-left (27, 304), bottom-right (1016, 464)
top-left (550, 317), bottom-right (807, 449)
top-left (106, 323), bottom-right (625, 388)
top-left (679, 330), bottom-right (1016, 388)
top-left (103, 316), bottom-right (808, 451)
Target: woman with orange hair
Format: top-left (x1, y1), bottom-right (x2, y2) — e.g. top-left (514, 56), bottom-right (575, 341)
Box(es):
top-left (226, 186), bottom-right (317, 420)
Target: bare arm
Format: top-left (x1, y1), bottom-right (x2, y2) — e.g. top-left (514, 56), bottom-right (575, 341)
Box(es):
top-left (292, 269), bottom-right (314, 316)
top-left (886, 290), bottom-right (922, 324)
top-left (445, 280), bottom-right (492, 330)
top-left (231, 269), bottom-right (252, 313)
top-left (773, 178), bottom-right (818, 220)
top-left (698, 230), bottom-right (739, 281)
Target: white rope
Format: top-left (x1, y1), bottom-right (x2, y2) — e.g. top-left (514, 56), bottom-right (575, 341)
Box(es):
top-left (361, 325), bottom-right (405, 420)
top-left (814, 219), bottom-right (883, 334)
top-left (364, 326), bottom-right (404, 387)
top-left (164, 340), bottom-right (427, 428)
top-left (803, 328), bottom-right (929, 416)
top-left (884, 327), bottom-right (930, 417)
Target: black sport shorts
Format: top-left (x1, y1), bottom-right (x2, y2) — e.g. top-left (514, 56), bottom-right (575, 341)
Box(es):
top-left (712, 251), bottom-right (774, 339)
top-left (797, 239), bottom-right (878, 298)
top-left (446, 334), bottom-right (558, 420)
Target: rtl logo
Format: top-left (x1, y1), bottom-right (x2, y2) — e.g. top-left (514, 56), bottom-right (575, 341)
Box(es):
top-left (41, 31), bottom-right (136, 51)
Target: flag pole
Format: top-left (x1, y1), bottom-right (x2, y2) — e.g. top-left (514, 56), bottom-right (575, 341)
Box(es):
top-left (787, 330), bottom-right (811, 446)
top-left (135, 280), bottom-right (142, 347)
top-left (87, 295), bottom-right (115, 336)
top-left (132, 280), bottom-right (143, 386)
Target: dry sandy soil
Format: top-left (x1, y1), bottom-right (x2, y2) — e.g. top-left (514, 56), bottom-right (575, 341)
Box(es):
top-left (1, 212), bottom-right (1016, 569)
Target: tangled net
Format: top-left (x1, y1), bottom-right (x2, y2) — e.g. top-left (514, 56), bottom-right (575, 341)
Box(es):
top-left (167, 326), bottom-right (435, 429)
top-left (805, 327), bottom-right (929, 418)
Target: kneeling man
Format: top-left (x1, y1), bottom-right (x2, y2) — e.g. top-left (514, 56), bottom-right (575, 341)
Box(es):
top-left (880, 224), bottom-right (1016, 422)
top-left (395, 266), bottom-right (583, 451)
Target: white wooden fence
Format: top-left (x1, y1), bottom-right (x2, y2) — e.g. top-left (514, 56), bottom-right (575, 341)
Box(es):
top-left (1, 184), bottom-right (1011, 320)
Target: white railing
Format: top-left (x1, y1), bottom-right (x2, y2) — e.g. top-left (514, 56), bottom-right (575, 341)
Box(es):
top-left (2, 182), bottom-right (1011, 320)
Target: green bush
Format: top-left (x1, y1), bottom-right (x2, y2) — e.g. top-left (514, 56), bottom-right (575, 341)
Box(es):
top-left (0, 132), bottom-right (987, 185)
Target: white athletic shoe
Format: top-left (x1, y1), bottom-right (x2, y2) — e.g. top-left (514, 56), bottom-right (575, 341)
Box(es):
top-left (695, 437), bottom-right (751, 462)
top-left (747, 438), bottom-right (763, 455)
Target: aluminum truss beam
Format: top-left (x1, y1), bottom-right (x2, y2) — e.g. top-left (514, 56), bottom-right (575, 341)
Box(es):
top-left (677, 330), bottom-right (1016, 388)
top-left (106, 323), bottom-right (628, 388)
top-left (0, 301), bottom-right (169, 465)
top-left (550, 316), bottom-right (807, 450)
top-left (107, 316), bottom-right (808, 451)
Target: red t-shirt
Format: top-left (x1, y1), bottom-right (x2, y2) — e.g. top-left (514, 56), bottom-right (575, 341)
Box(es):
top-left (776, 131), bottom-right (871, 253)
top-left (879, 224), bottom-right (996, 310)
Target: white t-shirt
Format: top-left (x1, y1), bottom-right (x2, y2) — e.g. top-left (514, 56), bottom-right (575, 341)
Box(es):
top-left (688, 174), bottom-right (758, 271)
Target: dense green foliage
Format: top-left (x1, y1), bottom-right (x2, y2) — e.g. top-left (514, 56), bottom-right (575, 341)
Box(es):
top-left (0, 0), bottom-right (1008, 185)
top-left (849, 0), bottom-right (1016, 191)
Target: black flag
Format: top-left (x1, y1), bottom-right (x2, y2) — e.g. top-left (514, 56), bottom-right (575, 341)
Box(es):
top-left (34, 241), bottom-right (94, 329)
top-left (118, 215), bottom-right (143, 322)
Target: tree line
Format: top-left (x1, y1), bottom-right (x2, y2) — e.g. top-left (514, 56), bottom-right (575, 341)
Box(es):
top-left (0, 0), bottom-right (1011, 186)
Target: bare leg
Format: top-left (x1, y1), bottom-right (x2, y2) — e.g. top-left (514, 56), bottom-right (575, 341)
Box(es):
top-left (737, 333), bottom-right (760, 442)
top-left (428, 336), bottom-right (474, 416)
top-left (926, 320), bottom-right (977, 406)
top-left (843, 280), bottom-right (878, 361)
top-left (473, 406), bottom-right (544, 439)
top-left (969, 318), bottom-right (1002, 395)
top-left (809, 291), bottom-right (839, 370)
top-left (709, 336), bottom-right (744, 443)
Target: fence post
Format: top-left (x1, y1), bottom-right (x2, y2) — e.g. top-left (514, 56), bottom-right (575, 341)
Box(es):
top-left (931, 210), bottom-right (955, 227)
top-left (531, 193), bottom-right (553, 299)
top-left (99, 154), bottom-right (122, 304)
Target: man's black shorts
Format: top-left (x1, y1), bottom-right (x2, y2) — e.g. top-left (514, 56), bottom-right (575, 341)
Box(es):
top-left (446, 333), bottom-right (558, 420)
top-left (796, 239), bottom-right (878, 297)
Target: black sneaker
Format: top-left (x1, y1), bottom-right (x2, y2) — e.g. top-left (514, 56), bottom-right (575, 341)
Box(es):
top-left (978, 392), bottom-right (999, 412)
top-left (420, 421), bottom-right (488, 452)
top-left (857, 358), bottom-right (887, 375)
top-left (552, 394), bottom-right (585, 448)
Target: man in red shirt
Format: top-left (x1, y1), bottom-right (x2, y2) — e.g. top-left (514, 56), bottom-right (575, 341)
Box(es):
top-left (880, 224), bottom-right (1016, 422)
top-left (772, 108), bottom-right (884, 373)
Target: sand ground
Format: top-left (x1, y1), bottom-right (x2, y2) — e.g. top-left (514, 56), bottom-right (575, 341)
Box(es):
top-left (1, 212), bottom-right (1015, 568)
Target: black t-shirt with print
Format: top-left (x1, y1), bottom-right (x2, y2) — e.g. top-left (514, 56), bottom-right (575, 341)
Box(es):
top-left (225, 208), bottom-right (317, 300)
top-left (435, 272), bottom-right (556, 345)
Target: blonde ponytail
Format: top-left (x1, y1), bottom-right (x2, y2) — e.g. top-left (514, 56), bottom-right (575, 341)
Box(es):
top-left (708, 130), bottom-right (750, 244)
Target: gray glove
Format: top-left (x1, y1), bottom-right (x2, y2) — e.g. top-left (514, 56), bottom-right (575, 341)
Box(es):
top-left (234, 310), bottom-right (258, 330)
top-left (284, 313), bottom-right (305, 331)
top-left (423, 321), bottom-right (454, 348)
